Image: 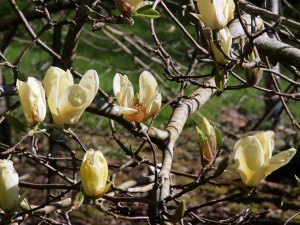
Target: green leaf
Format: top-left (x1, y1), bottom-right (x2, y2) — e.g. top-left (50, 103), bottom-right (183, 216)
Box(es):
top-left (73, 191), bottom-right (85, 209)
top-left (200, 117), bottom-right (212, 138)
top-left (133, 9), bottom-right (161, 19)
top-left (215, 70), bottom-right (224, 91)
top-left (196, 126), bottom-right (206, 153)
top-left (212, 155), bottom-right (229, 178)
top-left (3, 114), bottom-right (26, 132)
top-left (170, 200), bottom-right (186, 223)
top-left (214, 127), bottom-right (223, 149)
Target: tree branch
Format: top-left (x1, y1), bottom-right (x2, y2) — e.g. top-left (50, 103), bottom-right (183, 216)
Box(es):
top-left (238, 0), bottom-right (300, 31)
top-left (60, 0), bottom-right (97, 70)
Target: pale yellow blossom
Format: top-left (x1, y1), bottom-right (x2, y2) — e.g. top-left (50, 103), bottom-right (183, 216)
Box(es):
top-left (0, 160), bottom-right (20, 212)
top-left (233, 131), bottom-right (296, 186)
top-left (44, 67), bottom-right (99, 125)
top-left (113, 71), bottom-right (161, 123)
top-left (17, 77), bottom-right (46, 125)
top-left (80, 149), bottom-right (110, 198)
top-left (193, 0), bottom-right (235, 30)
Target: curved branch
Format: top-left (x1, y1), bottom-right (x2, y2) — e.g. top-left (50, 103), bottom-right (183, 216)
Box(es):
top-left (87, 99), bottom-right (170, 148)
top-left (159, 77), bottom-right (217, 201)
top-left (256, 35), bottom-right (300, 69)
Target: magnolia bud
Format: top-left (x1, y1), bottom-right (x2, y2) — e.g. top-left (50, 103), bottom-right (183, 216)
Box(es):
top-left (80, 149), bottom-right (110, 198)
top-left (17, 77), bottom-right (46, 125)
top-left (197, 117), bottom-right (218, 166)
top-left (0, 160), bottom-right (20, 212)
top-left (245, 51), bottom-right (263, 87)
top-left (115, 0), bottom-right (144, 17)
top-left (210, 27), bottom-right (232, 65)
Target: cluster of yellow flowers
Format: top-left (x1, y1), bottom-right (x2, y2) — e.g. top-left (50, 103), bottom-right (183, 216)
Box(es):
top-left (17, 67), bottom-right (100, 126)
top-left (0, 67), bottom-right (162, 212)
top-left (17, 67), bottom-right (161, 126)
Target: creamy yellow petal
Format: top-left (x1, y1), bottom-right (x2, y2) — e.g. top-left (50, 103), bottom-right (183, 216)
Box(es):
top-left (44, 67), bottom-right (73, 119)
top-left (253, 131), bottom-right (274, 161)
top-left (58, 69), bottom-right (74, 97)
top-left (44, 67), bottom-right (73, 99)
top-left (113, 73), bottom-right (134, 108)
top-left (226, 0), bottom-right (235, 23)
top-left (115, 106), bottom-right (138, 115)
top-left (56, 85), bottom-right (88, 125)
top-left (79, 70), bottom-right (99, 107)
top-left (83, 149), bottom-right (95, 161)
top-left (81, 159), bottom-right (103, 197)
top-left (210, 27), bottom-right (232, 65)
top-left (139, 71), bottom-right (158, 109)
top-left (197, 0), bottom-right (227, 30)
top-left (233, 136), bottom-right (265, 186)
top-left (218, 27), bottom-right (232, 54)
top-left (263, 148), bottom-right (296, 178)
top-left (17, 80), bottom-right (32, 123)
top-left (144, 91), bottom-right (161, 120)
top-left (93, 150), bottom-right (108, 188)
top-left (94, 182), bottom-right (111, 199)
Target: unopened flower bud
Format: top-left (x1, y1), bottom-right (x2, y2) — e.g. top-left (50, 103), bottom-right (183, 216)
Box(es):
top-left (116, 0), bottom-right (147, 17)
top-left (17, 77), bottom-right (46, 126)
top-left (80, 149), bottom-right (110, 198)
top-left (210, 27), bottom-right (232, 65)
top-left (197, 117), bottom-right (218, 166)
top-left (0, 160), bottom-right (20, 212)
top-left (245, 51), bottom-right (263, 87)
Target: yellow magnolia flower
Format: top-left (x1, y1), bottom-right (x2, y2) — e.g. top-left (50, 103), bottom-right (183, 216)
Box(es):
top-left (44, 67), bottom-right (99, 125)
top-left (80, 149), bottom-right (110, 198)
top-left (210, 27), bottom-right (232, 65)
top-left (233, 131), bottom-right (296, 186)
top-left (0, 160), bottom-right (20, 212)
top-left (17, 77), bottom-right (46, 125)
top-left (116, 0), bottom-right (144, 17)
top-left (113, 71), bottom-right (162, 123)
top-left (193, 0), bottom-right (235, 30)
